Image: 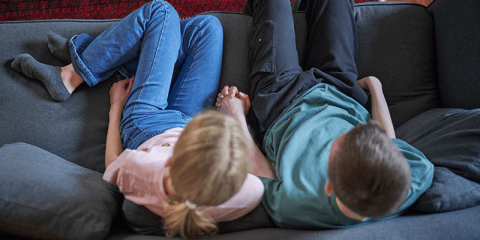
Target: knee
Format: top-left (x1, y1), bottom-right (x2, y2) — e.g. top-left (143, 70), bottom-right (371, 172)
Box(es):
top-left (191, 15), bottom-right (223, 39)
top-left (149, 0), bottom-right (180, 22)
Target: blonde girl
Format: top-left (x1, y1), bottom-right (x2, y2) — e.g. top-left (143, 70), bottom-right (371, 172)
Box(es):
top-left (104, 110), bottom-right (264, 239)
top-left (12, 1), bottom-right (264, 238)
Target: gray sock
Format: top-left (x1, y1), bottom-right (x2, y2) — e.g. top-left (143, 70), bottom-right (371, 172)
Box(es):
top-left (11, 54), bottom-right (71, 102)
top-left (47, 31), bottom-right (72, 63)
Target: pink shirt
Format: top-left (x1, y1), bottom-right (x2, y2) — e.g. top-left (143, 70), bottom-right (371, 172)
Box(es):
top-left (103, 128), bottom-right (264, 222)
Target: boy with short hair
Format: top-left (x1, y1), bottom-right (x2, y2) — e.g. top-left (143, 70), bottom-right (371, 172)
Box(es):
top-left (216, 0), bottom-right (433, 228)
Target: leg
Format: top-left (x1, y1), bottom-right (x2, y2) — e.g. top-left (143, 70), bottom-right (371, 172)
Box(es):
top-left (10, 0), bottom-right (179, 102)
top-left (166, 15), bottom-right (223, 117)
top-left (302, 0), bottom-right (368, 106)
top-left (245, 0), bottom-right (307, 131)
top-left (70, 0), bottom-right (179, 89)
top-left (121, 15), bottom-right (224, 150)
top-left (97, 1), bottom-right (182, 149)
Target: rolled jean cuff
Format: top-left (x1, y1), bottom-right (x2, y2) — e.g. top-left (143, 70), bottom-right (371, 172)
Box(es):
top-left (69, 34), bottom-right (100, 87)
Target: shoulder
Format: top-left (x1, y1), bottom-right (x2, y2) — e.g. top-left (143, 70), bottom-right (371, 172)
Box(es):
top-left (103, 144), bottom-right (173, 185)
top-left (392, 138), bottom-right (434, 173)
top-left (203, 174), bottom-right (264, 222)
top-left (392, 138), bottom-right (434, 211)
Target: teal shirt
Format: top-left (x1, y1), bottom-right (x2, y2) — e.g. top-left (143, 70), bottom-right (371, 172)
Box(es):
top-left (260, 83), bottom-right (434, 229)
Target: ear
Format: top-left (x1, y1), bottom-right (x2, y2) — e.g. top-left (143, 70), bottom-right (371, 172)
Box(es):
top-left (325, 180), bottom-right (334, 197)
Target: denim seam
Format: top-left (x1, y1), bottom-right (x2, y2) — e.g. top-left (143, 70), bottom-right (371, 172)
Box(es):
top-left (69, 36), bottom-right (98, 87)
top-left (120, 130), bottom-right (134, 148)
top-left (131, 1), bottom-right (168, 138)
top-left (169, 24), bottom-right (202, 112)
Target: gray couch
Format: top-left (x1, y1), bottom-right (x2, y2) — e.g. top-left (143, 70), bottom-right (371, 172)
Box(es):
top-left (1, 0), bottom-right (480, 239)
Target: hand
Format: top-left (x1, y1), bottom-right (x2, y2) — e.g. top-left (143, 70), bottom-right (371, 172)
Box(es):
top-left (215, 85), bottom-right (251, 117)
top-left (110, 77), bottom-right (134, 109)
top-left (215, 85), bottom-right (250, 121)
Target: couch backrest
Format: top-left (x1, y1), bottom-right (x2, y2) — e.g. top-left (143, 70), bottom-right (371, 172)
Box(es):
top-left (354, 2), bottom-right (441, 128)
top-left (0, 3), bottom-right (449, 174)
top-left (428, 0), bottom-right (480, 109)
top-left (210, 2), bottom-right (442, 128)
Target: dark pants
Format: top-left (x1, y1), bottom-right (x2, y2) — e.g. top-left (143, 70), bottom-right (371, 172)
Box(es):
top-left (245, 0), bottom-right (369, 132)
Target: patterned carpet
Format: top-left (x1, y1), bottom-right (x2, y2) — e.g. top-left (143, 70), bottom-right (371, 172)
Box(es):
top-left (0, 0), bottom-right (378, 22)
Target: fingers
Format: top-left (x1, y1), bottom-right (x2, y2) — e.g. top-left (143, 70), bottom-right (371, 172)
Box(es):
top-left (238, 91), bottom-right (249, 101)
top-left (221, 85), bottom-right (229, 96)
top-left (216, 92), bottom-right (224, 108)
top-left (126, 77), bottom-right (134, 93)
top-left (216, 85), bottom-right (244, 109)
top-left (239, 92), bottom-right (251, 111)
top-left (228, 86), bottom-right (239, 97)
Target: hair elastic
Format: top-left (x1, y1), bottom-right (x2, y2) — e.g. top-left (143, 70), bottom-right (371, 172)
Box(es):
top-left (185, 200), bottom-right (197, 210)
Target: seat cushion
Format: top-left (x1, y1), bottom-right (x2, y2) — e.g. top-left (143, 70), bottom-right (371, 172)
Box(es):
top-left (121, 198), bottom-right (275, 235)
top-left (0, 142), bottom-right (123, 240)
top-left (0, 20), bottom-right (119, 173)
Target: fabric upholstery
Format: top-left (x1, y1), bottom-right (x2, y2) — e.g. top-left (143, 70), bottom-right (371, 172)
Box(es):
top-left (396, 108), bottom-right (480, 213)
top-left (0, 20), bottom-right (118, 173)
top-left (355, 2), bottom-right (441, 128)
top-left (396, 108), bottom-right (480, 182)
top-left (0, 142), bottom-right (122, 240)
top-left (122, 199), bottom-right (275, 235)
top-left (201, 12), bottom-right (253, 95)
top-left (428, 0), bottom-right (480, 109)
top-left (1, 0), bottom-right (480, 239)
top-left (409, 167), bottom-right (480, 213)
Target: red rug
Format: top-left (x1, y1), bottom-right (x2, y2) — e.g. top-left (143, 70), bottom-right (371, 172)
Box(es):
top-left (0, 0), bottom-right (378, 22)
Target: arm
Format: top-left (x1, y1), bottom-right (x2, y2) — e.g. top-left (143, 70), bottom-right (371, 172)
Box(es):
top-left (357, 76), bottom-right (396, 138)
top-left (216, 86), bottom-right (276, 179)
top-left (105, 77), bottom-right (134, 168)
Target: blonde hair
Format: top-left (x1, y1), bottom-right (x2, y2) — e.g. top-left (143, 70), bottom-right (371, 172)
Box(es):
top-left (162, 110), bottom-right (250, 238)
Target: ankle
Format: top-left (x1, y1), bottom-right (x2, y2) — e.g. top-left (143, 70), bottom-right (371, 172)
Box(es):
top-left (61, 64), bottom-right (84, 94)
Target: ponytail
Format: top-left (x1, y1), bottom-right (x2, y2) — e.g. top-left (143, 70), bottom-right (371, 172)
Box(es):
top-left (162, 110), bottom-right (250, 238)
top-left (163, 196), bottom-right (217, 239)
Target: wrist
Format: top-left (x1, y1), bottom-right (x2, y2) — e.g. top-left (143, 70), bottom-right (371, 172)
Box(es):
top-left (109, 105), bottom-right (124, 120)
top-left (110, 102), bottom-right (124, 112)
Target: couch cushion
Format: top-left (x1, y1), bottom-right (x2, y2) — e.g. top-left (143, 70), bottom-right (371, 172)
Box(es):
top-left (396, 108), bottom-right (480, 181)
top-left (409, 167), bottom-right (480, 213)
top-left (0, 20), bottom-right (119, 173)
top-left (0, 142), bottom-right (123, 240)
top-left (396, 108), bottom-right (480, 212)
top-left (121, 198), bottom-right (275, 236)
top-left (355, 2), bottom-right (441, 128)
top-left (428, 0), bottom-right (480, 109)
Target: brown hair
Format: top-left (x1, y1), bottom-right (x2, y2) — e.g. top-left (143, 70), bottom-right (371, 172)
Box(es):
top-left (162, 110), bottom-right (250, 238)
top-left (328, 122), bottom-right (411, 219)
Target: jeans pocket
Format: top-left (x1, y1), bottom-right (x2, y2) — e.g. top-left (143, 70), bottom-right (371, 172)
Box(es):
top-left (250, 20), bottom-right (277, 74)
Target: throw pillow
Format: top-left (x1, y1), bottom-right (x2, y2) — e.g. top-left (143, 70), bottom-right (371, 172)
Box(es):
top-left (0, 142), bottom-right (123, 240)
top-left (396, 108), bottom-right (480, 213)
top-left (410, 167), bottom-right (480, 213)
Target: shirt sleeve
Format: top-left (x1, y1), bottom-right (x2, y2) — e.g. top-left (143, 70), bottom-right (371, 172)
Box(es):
top-left (103, 147), bottom-right (171, 216)
top-left (392, 138), bottom-right (434, 213)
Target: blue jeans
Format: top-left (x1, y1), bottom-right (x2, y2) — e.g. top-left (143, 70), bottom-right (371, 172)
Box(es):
top-left (68, 0), bottom-right (223, 149)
